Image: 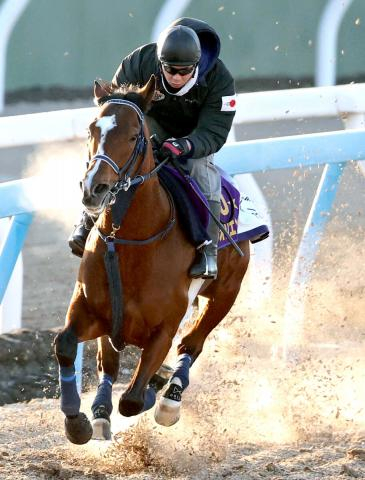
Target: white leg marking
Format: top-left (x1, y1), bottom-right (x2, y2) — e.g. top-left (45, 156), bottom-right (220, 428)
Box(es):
top-left (179, 278), bottom-right (205, 331)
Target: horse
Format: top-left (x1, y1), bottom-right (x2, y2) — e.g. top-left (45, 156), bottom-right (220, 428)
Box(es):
top-left (54, 75), bottom-right (250, 445)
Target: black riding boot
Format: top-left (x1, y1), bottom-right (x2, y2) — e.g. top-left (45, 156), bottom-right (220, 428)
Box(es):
top-left (189, 200), bottom-right (221, 280)
top-left (68, 211), bottom-right (96, 258)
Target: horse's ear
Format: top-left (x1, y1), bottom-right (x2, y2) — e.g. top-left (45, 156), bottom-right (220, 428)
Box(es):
top-left (139, 75), bottom-right (156, 109)
top-left (94, 79), bottom-right (114, 101)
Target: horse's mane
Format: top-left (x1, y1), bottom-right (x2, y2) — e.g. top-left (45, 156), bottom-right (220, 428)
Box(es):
top-left (97, 84), bottom-right (149, 113)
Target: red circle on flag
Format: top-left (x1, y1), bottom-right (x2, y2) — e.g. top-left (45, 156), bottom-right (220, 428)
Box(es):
top-left (229, 99), bottom-right (236, 107)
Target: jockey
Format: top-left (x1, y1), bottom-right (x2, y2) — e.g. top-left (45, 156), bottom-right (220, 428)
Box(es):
top-left (69, 17), bottom-right (237, 279)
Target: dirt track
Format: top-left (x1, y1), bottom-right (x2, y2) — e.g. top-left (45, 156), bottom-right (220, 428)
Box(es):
top-left (0, 101), bottom-right (365, 478)
top-left (2, 330), bottom-right (365, 479)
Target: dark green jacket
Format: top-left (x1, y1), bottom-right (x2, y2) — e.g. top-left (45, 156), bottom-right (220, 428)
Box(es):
top-left (112, 17), bottom-right (236, 159)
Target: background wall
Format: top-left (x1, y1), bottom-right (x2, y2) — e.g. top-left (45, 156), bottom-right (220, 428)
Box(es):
top-left (4, 0), bottom-right (365, 98)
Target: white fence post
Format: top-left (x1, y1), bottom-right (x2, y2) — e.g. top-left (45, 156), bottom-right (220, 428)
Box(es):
top-left (0, 0), bottom-right (30, 111)
top-left (315, 0), bottom-right (354, 87)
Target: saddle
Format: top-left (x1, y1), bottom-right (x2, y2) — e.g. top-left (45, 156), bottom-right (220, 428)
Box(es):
top-left (157, 165), bottom-right (269, 250)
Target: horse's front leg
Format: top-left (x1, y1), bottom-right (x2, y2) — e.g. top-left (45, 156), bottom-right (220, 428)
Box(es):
top-left (54, 325), bottom-right (93, 445)
top-left (119, 328), bottom-right (173, 417)
top-left (91, 335), bottom-right (120, 440)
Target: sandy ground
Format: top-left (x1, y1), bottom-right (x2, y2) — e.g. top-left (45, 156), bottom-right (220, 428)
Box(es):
top-left (0, 101), bottom-right (365, 478)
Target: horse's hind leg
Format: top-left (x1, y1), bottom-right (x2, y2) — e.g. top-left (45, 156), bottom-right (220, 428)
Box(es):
top-left (178, 242), bottom-right (250, 363)
top-left (155, 243), bottom-right (250, 426)
top-left (155, 292), bottom-right (242, 427)
top-left (54, 325), bottom-right (93, 445)
top-left (154, 352), bottom-right (192, 426)
top-left (91, 336), bottom-right (120, 440)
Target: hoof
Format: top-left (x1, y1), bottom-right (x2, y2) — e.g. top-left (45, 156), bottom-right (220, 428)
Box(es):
top-left (64, 412), bottom-right (93, 445)
top-left (92, 405), bottom-right (111, 440)
top-left (92, 418), bottom-right (111, 440)
top-left (154, 381), bottom-right (182, 427)
top-left (119, 396), bottom-right (144, 417)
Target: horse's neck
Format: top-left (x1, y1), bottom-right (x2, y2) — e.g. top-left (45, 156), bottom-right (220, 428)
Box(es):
top-left (100, 175), bottom-right (169, 236)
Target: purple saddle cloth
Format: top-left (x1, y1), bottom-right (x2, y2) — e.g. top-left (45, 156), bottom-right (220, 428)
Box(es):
top-left (161, 165), bottom-right (240, 248)
top-left (161, 165), bottom-right (269, 249)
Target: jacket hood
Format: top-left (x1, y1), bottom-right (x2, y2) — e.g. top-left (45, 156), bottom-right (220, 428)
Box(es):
top-left (169, 17), bottom-right (221, 79)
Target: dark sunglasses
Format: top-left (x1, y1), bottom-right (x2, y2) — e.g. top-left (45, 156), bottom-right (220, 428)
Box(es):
top-left (162, 63), bottom-right (196, 76)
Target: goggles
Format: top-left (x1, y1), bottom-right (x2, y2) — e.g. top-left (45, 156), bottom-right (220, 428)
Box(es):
top-left (161, 63), bottom-right (196, 76)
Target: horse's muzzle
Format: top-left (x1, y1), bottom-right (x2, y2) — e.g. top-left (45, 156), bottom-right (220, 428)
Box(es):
top-left (82, 182), bottom-right (110, 213)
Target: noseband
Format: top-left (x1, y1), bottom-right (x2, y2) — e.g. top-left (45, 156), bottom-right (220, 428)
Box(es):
top-left (91, 98), bottom-right (147, 194)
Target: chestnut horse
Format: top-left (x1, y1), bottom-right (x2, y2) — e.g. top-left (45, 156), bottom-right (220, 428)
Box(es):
top-left (54, 76), bottom-right (250, 444)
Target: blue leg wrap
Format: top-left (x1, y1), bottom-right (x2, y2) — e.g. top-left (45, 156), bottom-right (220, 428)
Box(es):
top-left (91, 374), bottom-right (113, 416)
top-left (59, 365), bottom-right (80, 417)
top-left (141, 387), bottom-right (156, 413)
top-left (172, 353), bottom-right (191, 390)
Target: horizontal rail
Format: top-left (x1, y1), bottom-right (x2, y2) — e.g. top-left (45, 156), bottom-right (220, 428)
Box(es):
top-left (216, 128), bottom-right (365, 173)
top-left (0, 107), bottom-right (97, 148)
top-left (0, 83), bottom-right (365, 149)
top-left (1, 128), bottom-right (364, 218)
top-left (0, 176), bottom-right (44, 217)
top-left (234, 83), bottom-right (365, 123)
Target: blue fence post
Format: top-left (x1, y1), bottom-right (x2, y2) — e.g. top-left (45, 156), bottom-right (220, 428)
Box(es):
top-left (281, 163), bottom-right (345, 358)
top-left (0, 212), bottom-right (33, 304)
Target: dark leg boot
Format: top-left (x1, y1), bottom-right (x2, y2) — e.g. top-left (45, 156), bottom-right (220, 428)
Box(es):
top-left (189, 200), bottom-right (220, 280)
top-left (68, 211), bottom-right (96, 258)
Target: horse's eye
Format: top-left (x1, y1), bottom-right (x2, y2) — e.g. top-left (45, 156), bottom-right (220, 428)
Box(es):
top-left (130, 135), bottom-right (138, 142)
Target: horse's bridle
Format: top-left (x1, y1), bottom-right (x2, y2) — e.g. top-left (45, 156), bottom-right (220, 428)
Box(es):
top-left (89, 96), bottom-right (175, 245)
top-left (92, 98), bottom-right (147, 197)
top-left (91, 97), bottom-right (171, 201)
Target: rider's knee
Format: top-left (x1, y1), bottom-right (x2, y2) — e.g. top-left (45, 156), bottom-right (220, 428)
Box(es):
top-left (54, 328), bottom-right (78, 361)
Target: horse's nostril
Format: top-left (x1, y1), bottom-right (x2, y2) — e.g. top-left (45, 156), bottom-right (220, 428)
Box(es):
top-left (93, 184), bottom-right (109, 196)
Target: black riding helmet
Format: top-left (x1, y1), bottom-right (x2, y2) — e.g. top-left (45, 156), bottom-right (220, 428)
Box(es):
top-left (157, 25), bottom-right (201, 66)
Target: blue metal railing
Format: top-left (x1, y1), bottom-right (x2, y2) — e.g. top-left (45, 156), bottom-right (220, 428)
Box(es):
top-left (0, 212), bottom-right (33, 302)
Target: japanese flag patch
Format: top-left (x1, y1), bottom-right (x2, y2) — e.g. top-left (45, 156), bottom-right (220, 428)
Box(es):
top-left (221, 94), bottom-right (237, 111)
